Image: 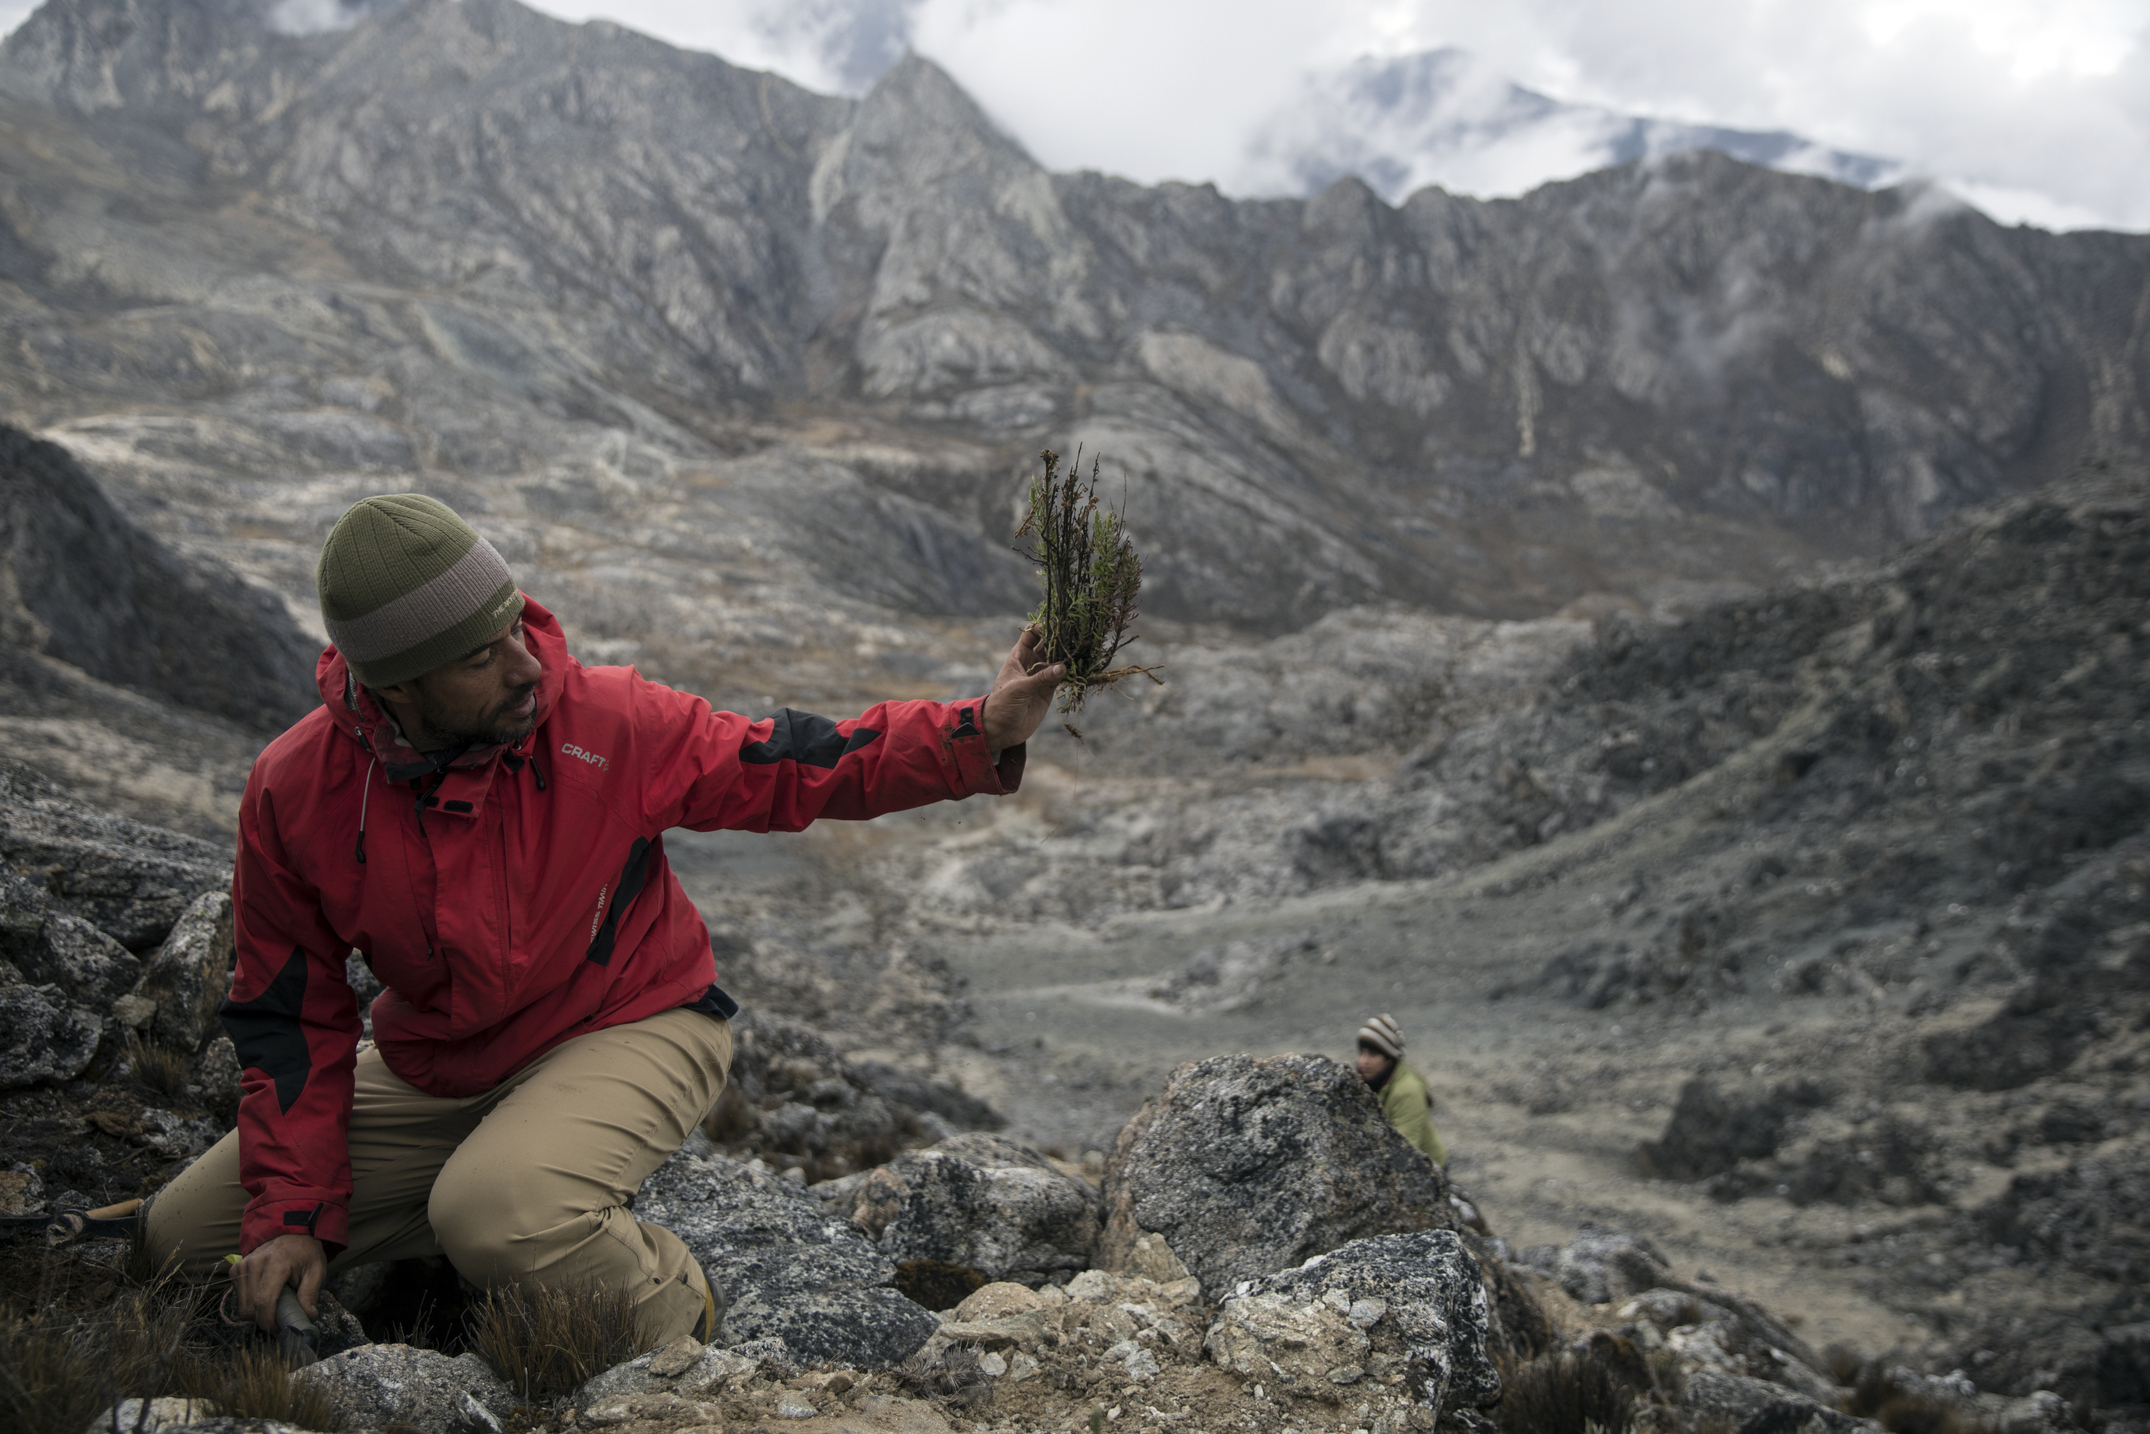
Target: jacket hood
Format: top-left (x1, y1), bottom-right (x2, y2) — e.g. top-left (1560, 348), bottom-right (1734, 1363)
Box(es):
top-left (314, 595), bottom-right (566, 779)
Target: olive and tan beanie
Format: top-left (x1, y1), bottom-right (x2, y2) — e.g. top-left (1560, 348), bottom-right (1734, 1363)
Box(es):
top-left (1358, 1013), bottom-right (1405, 1060)
top-left (316, 494), bottom-right (524, 688)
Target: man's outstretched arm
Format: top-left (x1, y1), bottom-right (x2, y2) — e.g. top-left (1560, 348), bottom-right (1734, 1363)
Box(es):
top-left (645, 627), bottom-right (1065, 834)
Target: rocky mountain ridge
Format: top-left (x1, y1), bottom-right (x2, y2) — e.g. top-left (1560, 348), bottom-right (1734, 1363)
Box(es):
top-left (0, 0), bottom-right (2145, 662)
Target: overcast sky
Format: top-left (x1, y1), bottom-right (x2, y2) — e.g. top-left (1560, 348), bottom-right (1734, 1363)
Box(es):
top-left (3, 0), bottom-right (2143, 230)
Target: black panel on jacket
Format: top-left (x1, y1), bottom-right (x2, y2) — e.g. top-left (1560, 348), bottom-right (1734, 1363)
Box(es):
top-left (740, 708), bottom-right (881, 769)
top-left (220, 947), bottom-right (314, 1115)
top-left (587, 835), bottom-right (658, 967)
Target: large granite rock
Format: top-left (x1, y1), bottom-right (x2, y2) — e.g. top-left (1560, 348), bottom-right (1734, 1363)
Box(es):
top-left (1101, 1053), bottom-right (1453, 1298)
top-left (636, 1148), bottom-right (939, 1368)
top-left (0, 762), bottom-right (230, 951)
top-left (0, 982), bottom-right (103, 1088)
top-left (862, 1133), bottom-right (1099, 1287)
top-left (1514, 1227), bottom-right (1676, 1307)
top-left (0, 869), bottom-right (141, 1006)
top-left (290, 1343), bottom-right (515, 1430)
top-left (1206, 1232), bottom-right (1503, 1423)
top-left (128, 890), bottom-right (234, 1052)
top-left (1681, 1368), bottom-right (1865, 1434)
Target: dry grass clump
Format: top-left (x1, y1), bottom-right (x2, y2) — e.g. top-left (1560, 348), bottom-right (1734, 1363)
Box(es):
top-left (1496, 1348), bottom-right (1639, 1434)
top-left (1014, 448), bottom-right (1160, 737)
top-left (1, 1245), bottom-right (346, 1434)
top-left (1844, 1364), bottom-right (1995, 1434)
top-left (170, 1344), bottom-right (345, 1430)
top-left (124, 1033), bottom-right (192, 1101)
top-left (466, 1281), bottom-right (645, 1403)
top-left (0, 1285), bottom-right (190, 1434)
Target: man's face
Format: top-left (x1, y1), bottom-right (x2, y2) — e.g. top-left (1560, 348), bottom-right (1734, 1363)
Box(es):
top-left (381, 617), bottom-right (543, 749)
top-left (1356, 1046), bottom-right (1393, 1083)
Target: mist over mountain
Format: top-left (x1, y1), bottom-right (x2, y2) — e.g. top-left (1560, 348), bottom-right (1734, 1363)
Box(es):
top-left (1237, 48), bottom-right (1902, 204)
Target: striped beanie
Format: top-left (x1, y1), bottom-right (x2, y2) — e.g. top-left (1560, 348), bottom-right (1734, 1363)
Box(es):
top-left (316, 495), bottom-right (524, 688)
top-left (1358, 1013), bottom-right (1404, 1060)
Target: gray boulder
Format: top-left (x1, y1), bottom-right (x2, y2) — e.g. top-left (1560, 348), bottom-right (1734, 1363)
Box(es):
top-left (635, 1148), bottom-right (939, 1368)
top-left (0, 982), bottom-right (103, 1088)
top-left (1100, 1053), bottom-right (1454, 1298)
top-left (866, 1133), bottom-right (1099, 1286)
top-left (0, 870), bottom-right (141, 1006)
top-left (571, 1336), bottom-right (761, 1408)
top-left (129, 890), bottom-right (234, 1052)
top-left (1681, 1368), bottom-right (1866, 1433)
top-left (290, 1343), bottom-right (514, 1430)
top-left (0, 763), bottom-right (231, 950)
top-left (1207, 1232), bottom-right (1503, 1423)
top-left (193, 1034), bottom-right (243, 1111)
top-left (1515, 1228), bottom-right (1675, 1306)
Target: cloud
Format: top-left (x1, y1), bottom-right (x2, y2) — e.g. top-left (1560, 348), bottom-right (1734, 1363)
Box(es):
top-left (1, 0), bottom-right (2143, 230)
top-left (522, 0), bottom-right (2148, 230)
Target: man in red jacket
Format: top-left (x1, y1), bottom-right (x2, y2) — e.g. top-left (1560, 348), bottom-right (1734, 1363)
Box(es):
top-left (145, 494), bottom-right (1063, 1346)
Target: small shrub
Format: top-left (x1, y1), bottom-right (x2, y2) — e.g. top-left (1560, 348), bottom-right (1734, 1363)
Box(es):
top-left (1014, 448), bottom-right (1160, 736)
top-left (465, 1282), bottom-right (644, 1403)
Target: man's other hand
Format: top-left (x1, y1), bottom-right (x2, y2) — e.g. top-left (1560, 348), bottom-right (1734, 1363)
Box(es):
top-left (230, 1232), bottom-right (326, 1334)
top-left (982, 625), bottom-right (1065, 754)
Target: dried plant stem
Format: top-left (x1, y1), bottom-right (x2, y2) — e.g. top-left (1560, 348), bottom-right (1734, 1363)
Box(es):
top-left (1014, 448), bottom-right (1162, 738)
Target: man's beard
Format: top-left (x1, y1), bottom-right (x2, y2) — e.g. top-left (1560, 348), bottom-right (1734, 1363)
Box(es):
top-left (413, 681), bottom-right (538, 748)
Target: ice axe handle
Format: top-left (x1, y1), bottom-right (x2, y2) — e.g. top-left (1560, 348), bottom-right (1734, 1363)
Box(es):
top-left (274, 1287), bottom-right (320, 1368)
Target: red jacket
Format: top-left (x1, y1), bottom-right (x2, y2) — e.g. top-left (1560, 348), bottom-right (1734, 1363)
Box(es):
top-left (220, 598), bottom-right (1020, 1254)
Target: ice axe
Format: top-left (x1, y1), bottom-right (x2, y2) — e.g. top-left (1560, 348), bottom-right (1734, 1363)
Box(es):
top-left (0, 1197), bottom-right (144, 1245)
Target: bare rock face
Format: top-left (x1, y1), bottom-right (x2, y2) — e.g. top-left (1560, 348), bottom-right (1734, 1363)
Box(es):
top-left (1101, 1053), bottom-right (1454, 1299)
top-left (867, 1133), bottom-right (1100, 1287)
top-left (0, 425), bottom-right (315, 736)
top-left (0, 762), bottom-right (230, 951)
top-left (0, 982), bottom-right (103, 1088)
top-left (635, 1147), bottom-right (939, 1368)
top-left (128, 889), bottom-right (234, 1053)
top-left (1206, 1232), bottom-right (1504, 1424)
top-left (0, 869), bottom-right (141, 1007)
top-left (292, 1343), bottom-right (514, 1431)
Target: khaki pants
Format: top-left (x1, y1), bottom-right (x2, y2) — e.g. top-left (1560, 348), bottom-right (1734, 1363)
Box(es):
top-left (146, 1007), bottom-right (732, 1347)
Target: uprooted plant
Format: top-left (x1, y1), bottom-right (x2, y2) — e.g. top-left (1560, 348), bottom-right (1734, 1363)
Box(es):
top-left (1013, 448), bottom-right (1161, 738)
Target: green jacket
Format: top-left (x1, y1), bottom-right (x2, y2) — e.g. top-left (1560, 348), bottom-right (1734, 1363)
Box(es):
top-left (1379, 1060), bottom-right (1447, 1168)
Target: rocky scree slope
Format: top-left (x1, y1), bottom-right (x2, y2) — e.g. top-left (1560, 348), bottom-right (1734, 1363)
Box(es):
top-left (0, 0), bottom-right (2144, 668)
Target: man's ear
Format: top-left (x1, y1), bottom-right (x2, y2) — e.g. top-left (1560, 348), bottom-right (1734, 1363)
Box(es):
top-left (373, 679), bottom-right (419, 707)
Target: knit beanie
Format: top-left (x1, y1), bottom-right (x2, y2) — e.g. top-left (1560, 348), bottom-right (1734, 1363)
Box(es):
top-left (1358, 1013), bottom-right (1404, 1060)
top-left (316, 494), bottom-right (525, 688)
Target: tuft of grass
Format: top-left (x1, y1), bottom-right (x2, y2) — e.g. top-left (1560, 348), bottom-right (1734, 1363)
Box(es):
top-left (171, 1345), bottom-right (345, 1430)
top-left (0, 1287), bottom-right (188, 1434)
top-left (1013, 448), bottom-right (1161, 737)
top-left (465, 1281), bottom-right (646, 1404)
top-left (124, 1033), bottom-right (193, 1102)
top-left (1844, 1365), bottom-right (1993, 1434)
top-left (1496, 1349), bottom-right (1641, 1434)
